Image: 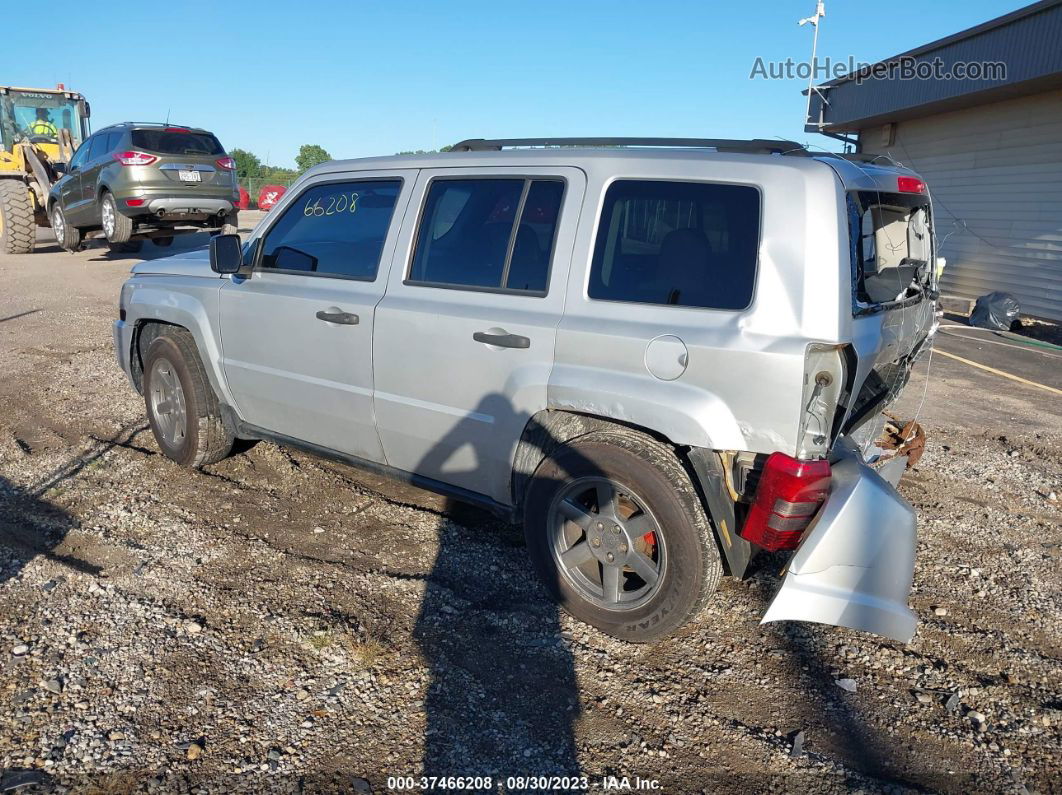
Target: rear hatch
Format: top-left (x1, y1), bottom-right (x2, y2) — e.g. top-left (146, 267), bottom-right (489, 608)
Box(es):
top-left (758, 161), bottom-right (937, 642)
top-left (823, 160), bottom-right (938, 446)
top-left (128, 127), bottom-right (235, 193)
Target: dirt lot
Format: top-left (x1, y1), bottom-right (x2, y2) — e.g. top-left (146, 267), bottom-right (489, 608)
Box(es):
top-left (0, 223), bottom-right (1060, 794)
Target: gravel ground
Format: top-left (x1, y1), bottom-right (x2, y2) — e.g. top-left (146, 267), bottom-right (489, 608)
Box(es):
top-left (0, 229), bottom-right (1059, 793)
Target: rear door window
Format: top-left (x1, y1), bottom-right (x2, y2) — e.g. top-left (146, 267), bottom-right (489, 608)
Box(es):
top-left (69, 139), bottom-right (91, 170)
top-left (258, 180), bottom-right (403, 280)
top-left (407, 177), bottom-right (565, 293)
top-left (589, 180), bottom-right (760, 310)
top-left (86, 134), bottom-right (108, 163)
top-left (131, 129), bottom-right (224, 156)
top-left (103, 131), bottom-right (121, 154)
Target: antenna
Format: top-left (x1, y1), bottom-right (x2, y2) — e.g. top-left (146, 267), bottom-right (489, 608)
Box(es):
top-left (798, 1), bottom-right (826, 131)
top-left (165, 108), bottom-right (171, 126)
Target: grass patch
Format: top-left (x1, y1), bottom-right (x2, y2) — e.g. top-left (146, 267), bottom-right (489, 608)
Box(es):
top-left (347, 639), bottom-right (387, 670)
top-left (308, 630), bottom-right (333, 650)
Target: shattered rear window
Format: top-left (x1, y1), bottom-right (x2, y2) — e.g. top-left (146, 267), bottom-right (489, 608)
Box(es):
top-left (849, 191), bottom-right (932, 308)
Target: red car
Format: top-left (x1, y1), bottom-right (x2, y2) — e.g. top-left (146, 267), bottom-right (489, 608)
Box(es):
top-left (257, 185), bottom-right (287, 211)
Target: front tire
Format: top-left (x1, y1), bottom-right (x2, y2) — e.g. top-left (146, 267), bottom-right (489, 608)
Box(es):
top-left (100, 191), bottom-right (133, 243)
top-left (524, 431), bottom-right (722, 642)
top-left (0, 180), bottom-right (35, 254)
top-left (143, 327), bottom-right (234, 468)
top-left (51, 204), bottom-right (81, 251)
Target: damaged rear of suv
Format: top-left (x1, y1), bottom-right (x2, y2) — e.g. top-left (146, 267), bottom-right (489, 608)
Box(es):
top-left (752, 159), bottom-right (937, 642)
top-left (113, 138), bottom-right (937, 643)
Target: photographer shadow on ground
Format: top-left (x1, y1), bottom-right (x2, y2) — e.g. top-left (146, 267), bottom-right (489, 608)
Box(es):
top-left (412, 394), bottom-right (590, 782)
top-left (0, 474), bottom-right (98, 588)
top-left (0, 475), bottom-right (96, 791)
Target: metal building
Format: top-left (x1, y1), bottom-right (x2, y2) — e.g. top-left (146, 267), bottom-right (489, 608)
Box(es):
top-left (807, 0), bottom-right (1062, 321)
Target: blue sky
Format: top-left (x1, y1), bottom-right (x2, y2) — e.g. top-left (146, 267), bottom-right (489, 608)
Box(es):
top-left (3, 0), bottom-right (1026, 166)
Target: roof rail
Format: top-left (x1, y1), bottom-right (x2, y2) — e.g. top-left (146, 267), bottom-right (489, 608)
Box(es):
top-left (449, 137), bottom-right (809, 156)
top-left (96, 121), bottom-right (200, 131)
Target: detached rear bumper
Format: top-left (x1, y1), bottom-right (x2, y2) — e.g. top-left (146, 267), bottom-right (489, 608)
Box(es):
top-left (761, 438), bottom-right (917, 642)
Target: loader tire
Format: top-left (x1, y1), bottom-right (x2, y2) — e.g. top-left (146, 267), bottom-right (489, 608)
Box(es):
top-left (0, 180), bottom-right (36, 255)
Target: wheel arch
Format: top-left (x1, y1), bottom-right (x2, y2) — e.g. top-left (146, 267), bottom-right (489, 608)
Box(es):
top-left (131, 314), bottom-right (232, 409)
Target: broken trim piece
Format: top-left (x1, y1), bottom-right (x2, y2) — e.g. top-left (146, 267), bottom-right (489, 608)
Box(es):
top-left (687, 448), bottom-right (753, 578)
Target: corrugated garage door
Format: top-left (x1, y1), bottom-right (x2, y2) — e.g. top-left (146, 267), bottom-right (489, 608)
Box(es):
top-left (861, 88), bottom-right (1062, 321)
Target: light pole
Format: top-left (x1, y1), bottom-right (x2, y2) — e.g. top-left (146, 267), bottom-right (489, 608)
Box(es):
top-left (799, 1), bottom-right (826, 129)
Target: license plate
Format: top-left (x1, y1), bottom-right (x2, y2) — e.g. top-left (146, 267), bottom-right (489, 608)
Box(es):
top-left (178, 170), bottom-right (201, 183)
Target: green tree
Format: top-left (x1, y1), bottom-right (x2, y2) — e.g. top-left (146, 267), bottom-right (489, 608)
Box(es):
top-left (395, 145), bottom-right (453, 155)
top-left (230, 148), bottom-right (262, 181)
top-left (295, 144), bottom-right (332, 172)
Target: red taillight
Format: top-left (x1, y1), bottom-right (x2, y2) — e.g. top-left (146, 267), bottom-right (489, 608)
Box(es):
top-left (164, 127), bottom-right (190, 133)
top-left (125, 198), bottom-right (146, 207)
top-left (215, 156), bottom-right (236, 171)
top-left (114, 151), bottom-right (158, 167)
top-left (897, 176), bottom-right (926, 194)
top-left (741, 453), bottom-right (831, 551)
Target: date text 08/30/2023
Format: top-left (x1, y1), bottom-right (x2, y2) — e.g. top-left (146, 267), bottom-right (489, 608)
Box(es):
top-left (386, 775), bottom-right (662, 791)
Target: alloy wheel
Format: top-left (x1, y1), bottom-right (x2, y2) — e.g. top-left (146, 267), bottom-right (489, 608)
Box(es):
top-left (51, 206), bottom-right (65, 242)
top-left (149, 357), bottom-right (188, 447)
top-left (548, 476), bottom-right (666, 611)
top-left (101, 197), bottom-right (115, 237)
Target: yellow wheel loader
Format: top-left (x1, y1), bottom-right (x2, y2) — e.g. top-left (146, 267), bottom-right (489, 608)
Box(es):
top-left (0, 84), bottom-right (90, 254)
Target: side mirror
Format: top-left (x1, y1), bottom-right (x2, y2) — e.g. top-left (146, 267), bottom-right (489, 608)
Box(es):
top-left (210, 234), bottom-right (243, 274)
top-left (53, 162), bottom-right (67, 175)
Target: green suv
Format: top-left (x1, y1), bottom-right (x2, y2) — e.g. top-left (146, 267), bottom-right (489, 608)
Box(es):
top-left (48, 122), bottom-right (239, 253)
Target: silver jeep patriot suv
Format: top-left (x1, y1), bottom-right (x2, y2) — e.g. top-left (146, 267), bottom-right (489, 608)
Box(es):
top-left (113, 138), bottom-right (937, 642)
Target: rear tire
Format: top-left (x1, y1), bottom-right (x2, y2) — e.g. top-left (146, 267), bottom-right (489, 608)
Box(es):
top-left (142, 327), bottom-right (234, 468)
top-left (0, 180), bottom-right (36, 254)
top-left (524, 430), bottom-right (722, 642)
top-left (100, 191), bottom-right (133, 243)
top-left (152, 236), bottom-right (174, 247)
top-left (50, 203), bottom-right (81, 251)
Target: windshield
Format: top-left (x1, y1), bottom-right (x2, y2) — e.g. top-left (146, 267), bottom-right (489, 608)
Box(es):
top-left (848, 191), bottom-right (934, 309)
top-left (0, 90), bottom-right (87, 150)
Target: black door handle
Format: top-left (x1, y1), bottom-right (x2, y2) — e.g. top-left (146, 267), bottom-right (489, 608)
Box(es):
top-left (315, 310), bottom-right (359, 325)
top-left (473, 331), bottom-right (530, 349)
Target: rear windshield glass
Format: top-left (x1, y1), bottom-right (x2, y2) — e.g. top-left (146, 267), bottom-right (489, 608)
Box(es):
top-left (131, 129), bottom-right (223, 156)
top-left (849, 191), bottom-right (932, 306)
top-left (588, 180), bottom-right (760, 310)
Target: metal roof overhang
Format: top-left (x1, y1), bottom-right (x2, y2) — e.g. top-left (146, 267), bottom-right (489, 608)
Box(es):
top-left (805, 0), bottom-right (1062, 133)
